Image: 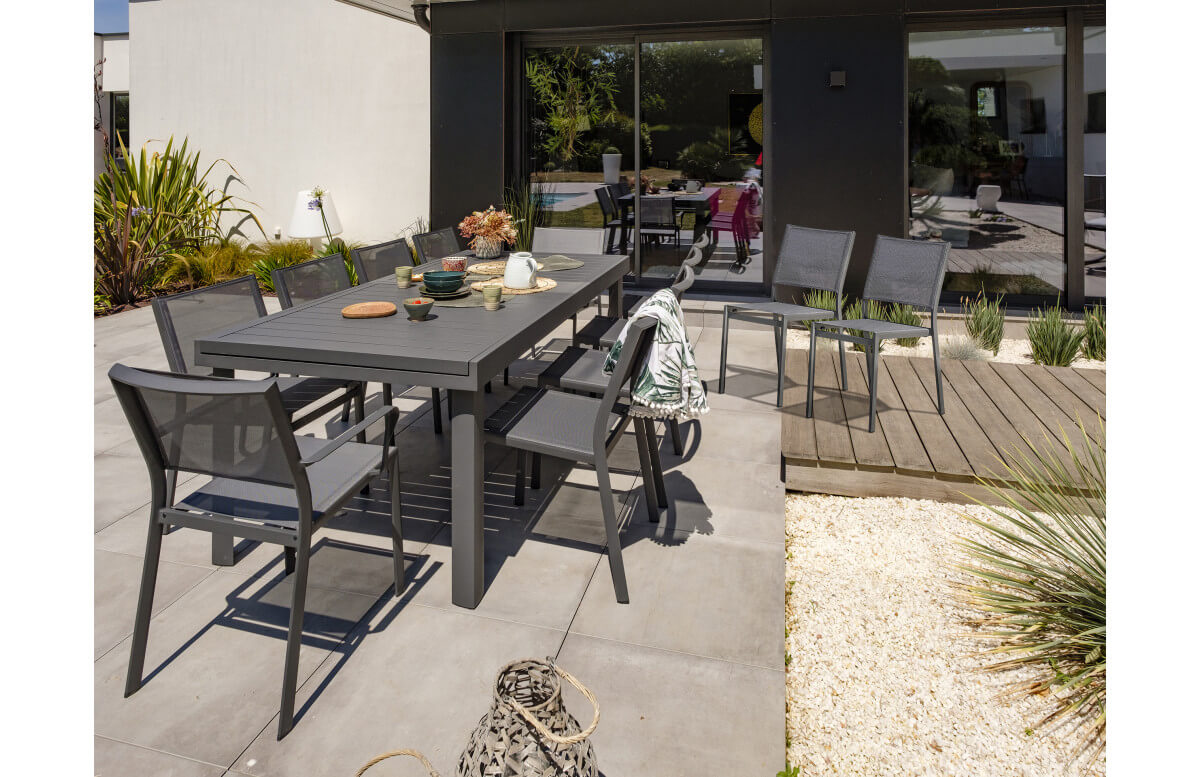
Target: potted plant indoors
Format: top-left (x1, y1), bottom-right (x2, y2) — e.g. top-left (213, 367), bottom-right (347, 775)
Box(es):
top-left (602, 146), bottom-right (622, 184)
top-left (458, 205), bottom-right (518, 259)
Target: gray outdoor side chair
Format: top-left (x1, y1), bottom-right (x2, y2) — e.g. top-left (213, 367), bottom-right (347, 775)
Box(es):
top-left (718, 224), bottom-right (856, 408)
top-left (273, 255), bottom-right (445, 434)
top-left (351, 237), bottom-right (415, 282)
top-left (152, 275), bottom-right (363, 433)
top-left (411, 227), bottom-right (465, 264)
top-left (538, 264), bottom-right (696, 457)
top-left (807, 235), bottom-right (951, 433)
top-left (483, 318), bottom-right (662, 603)
top-left (109, 363), bottom-right (404, 740)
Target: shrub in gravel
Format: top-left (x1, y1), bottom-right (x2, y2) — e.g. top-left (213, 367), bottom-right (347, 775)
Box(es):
top-left (802, 289), bottom-right (841, 332)
top-left (962, 290), bottom-right (1005, 355)
top-left (941, 335), bottom-right (987, 361)
top-left (1027, 305), bottom-right (1085, 366)
top-left (959, 423), bottom-right (1105, 763)
top-left (1082, 304), bottom-right (1105, 361)
top-left (884, 303), bottom-right (923, 347)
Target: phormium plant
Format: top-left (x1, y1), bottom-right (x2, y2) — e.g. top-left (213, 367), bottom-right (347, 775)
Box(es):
top-left (1027, 305), bottom-right (1085, 367)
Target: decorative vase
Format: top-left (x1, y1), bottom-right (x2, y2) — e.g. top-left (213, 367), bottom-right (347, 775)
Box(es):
top-left (602, 153), bottom-right (622, 184)
top-left (473, 237), bottom-right (503, 259)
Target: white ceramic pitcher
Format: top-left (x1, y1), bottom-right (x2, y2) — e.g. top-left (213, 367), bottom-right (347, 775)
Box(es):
top-left (503, 251), bottom-right (538, 289)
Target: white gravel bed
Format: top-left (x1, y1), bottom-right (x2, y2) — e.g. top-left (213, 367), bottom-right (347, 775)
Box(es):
top-left (785, 331), bottom-right (1106, 371)
top-left (784, 493), bottom-right (1104, 776)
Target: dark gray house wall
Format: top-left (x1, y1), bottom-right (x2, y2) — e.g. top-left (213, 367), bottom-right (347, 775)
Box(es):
top-left (428, 0), bottom-right (1104, 298)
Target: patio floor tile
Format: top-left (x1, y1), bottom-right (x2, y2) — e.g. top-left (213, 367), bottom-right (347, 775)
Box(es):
top-left (94, 565), bottom-right (381, 767)
top-left (233, 604), bottom-right (565, 777)
top-left (556, 633), bottom-right (784, 776)
top-left (94, 736), bottom-right (226, 777)
top-left (568, 526), bottom-right (784, 670)
top-left (95, 549), bottom-right (214, 660)
top-left (94, 453), bottom-right (198, 533)
top-left (666, 407), bottom-right (781, 466)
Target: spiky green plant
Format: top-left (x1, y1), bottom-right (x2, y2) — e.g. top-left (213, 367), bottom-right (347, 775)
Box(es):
top-left (1027, 305), bottom-right (1085, 367)
top-left (246, 240), bottom-right (313, 293)
top-left (1082, 304), bottom-right (1105, 361)
top-left (160, 242), bottom-right (256, 289)
top-left (503, 181), bottom-right (547, 252)
top-left (963, 290), bottom-right (1006, 355)
top-left (839, 299), bottom-right (891, 353)
top-left (958, 423), bottom-right (1105, 762)
top-left (884, 303), bottom-right (923, 347)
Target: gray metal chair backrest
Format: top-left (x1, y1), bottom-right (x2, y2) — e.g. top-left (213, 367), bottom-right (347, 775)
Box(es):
top-left (411, 227), bottom-right (463, 265)
top-left (640, 197), bottom-right (674, 227)
top-left (862, 235), bottom-right (951, 312)
top-left (770, 224), bottom-right (855, 299)
top-left (670, 263), bottom-right (695, 299)
top-left (352, 237), bottom-right (413, 282)
top-left (616, 180), bottom-right (631, 197)
top-left (594, 187), bottom-right (616, 221)
top-left (596, 317), bottom-right (657, 445)
top-left (109, 363), bottom-right (303, 488)
top-left (606, 184), bottom-right (625, 211)
top-left (272, 254), bottom-right (353, 309)
top-left (152, 275), bottom-right (267, 375)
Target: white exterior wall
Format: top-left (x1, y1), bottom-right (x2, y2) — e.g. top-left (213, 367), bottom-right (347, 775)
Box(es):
top-left (95, 34), bottom-right (130, 177)
top-left (129, 0), bottom-right (430, 244)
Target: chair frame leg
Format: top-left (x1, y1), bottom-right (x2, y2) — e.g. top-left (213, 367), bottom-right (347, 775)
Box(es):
top-left (775, 316), bottom-right (785, 408)
top-left (125, 483), bottom-right (167, 698)
top-left (718, 306), bottom-right (731, 393)
top-left (390, 456), bottom-right (406, 596)
top-left (633, 420), bottom-right (660, 522)
top-left (838, 340), bottom-right (848, 391)
top-left (931, 324), bottom-right (945, 414)
top-left (514, 450), bottom-right (526, 506)
top-left (431, 388), bottom-right (444, 434)
top-left (595, 458), bottom-right (629, 603)
top-left (867, 338), bottom-right (880, 433)
top-left (277, 532), bottom-right (311, 739)
top-left (642, 418), bottom-right (668, 509)
top-left (353, 388), bottom-right (366, 443)
top-left (161, 469), bottom-right (178, 535)
top-left (284, 547), bottom-right (296, 575)
top-left (530, 453), bottom-right (541, 489)
top-left (383, 383), bottom-right (393, 405)
top-left (805, 324), bottom-right (819, 418)
top-left (668, 418), bottom-right (684, 456)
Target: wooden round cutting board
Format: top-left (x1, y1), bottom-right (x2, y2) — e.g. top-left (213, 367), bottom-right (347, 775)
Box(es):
top-left (341, 301), bottom-right (397, 319)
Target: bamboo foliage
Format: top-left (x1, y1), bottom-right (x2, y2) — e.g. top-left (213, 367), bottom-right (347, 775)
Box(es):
top-left (958, 422), bottom-right (1106, 763)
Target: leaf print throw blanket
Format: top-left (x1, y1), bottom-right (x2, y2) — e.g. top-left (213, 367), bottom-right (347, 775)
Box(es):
top-left (603, 289), bottom-right (710, 420)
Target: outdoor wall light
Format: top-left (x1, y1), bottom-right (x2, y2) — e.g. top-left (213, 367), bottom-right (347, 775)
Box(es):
top-left (829, 70), bottom-right (846, 88)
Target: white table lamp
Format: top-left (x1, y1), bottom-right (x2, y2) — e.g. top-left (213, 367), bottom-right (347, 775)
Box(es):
top-left (288, 188), bottom-right (342, 249)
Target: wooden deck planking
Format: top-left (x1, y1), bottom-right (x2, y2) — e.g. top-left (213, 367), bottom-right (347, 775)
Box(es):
top-left (938, 360), bottom-right (1043, 472)
top-left (989, 362), bottom-right (1102, 478)
top-left (837, 353), bottom-right (896, 468)
top-left (780, 351), bottom-right (818, 463)
top-left (1076, 367), bottom-right (1106, 393)
top-left (904, 355), bottom-right (1005, 478)
top-left (863, 356), bottom-right (936, 473)
top-left (1019, 365), bottom-right (1106, 441)
top-left (811, 350), bottom-right (856, 464)
top-left (882, 356), bottom-right (974, 476)
top-left (961, 360), bottom-right (1076, 471)
top-left (1044, 365), bottom-right (1106, 420)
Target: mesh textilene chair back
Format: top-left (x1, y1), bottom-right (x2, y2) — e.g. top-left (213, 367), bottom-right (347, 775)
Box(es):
top-left (770, 225), bottom-right (855, 298)
top-left (272, 254), bottom-right (353, 309)
top-left (640, 197), bottom-right (675, 228)
top-left (594, 187), bottom-right (616, 221)
top-left (152, 276), bottom-right (268, 375)
top-left (352, 238), bottom-right (414, 282)
top-left (411, 228), bottom-right (463, 265)
top-left (616, 180), bottom-right (631, 197)
top-left (110, 365), bottom-right (301, 487)
top-left (862, 236), bottom-right (950, 311)
top-left (598, 318), bottom-right (657, 435)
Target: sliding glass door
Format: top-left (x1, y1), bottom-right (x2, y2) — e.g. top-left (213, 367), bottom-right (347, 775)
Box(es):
top-left (521, 33), bottom-right (765, 289)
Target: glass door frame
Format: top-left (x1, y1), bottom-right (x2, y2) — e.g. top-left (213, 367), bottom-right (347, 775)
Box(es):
top-left (515, 25), bottom-right (770, 292)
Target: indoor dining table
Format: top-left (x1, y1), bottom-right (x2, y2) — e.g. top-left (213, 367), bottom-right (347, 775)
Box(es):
top-left (195, 251), bottom-right (629, 608)
top-left (616, 186), bottom-right (721, 253)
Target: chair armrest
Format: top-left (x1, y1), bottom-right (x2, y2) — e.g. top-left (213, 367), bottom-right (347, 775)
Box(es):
top-left (300, 405), bottom-right (399, 468)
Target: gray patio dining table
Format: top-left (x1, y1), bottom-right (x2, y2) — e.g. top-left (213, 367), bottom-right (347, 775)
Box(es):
top-left (195, 251), bottom-right (629, 608)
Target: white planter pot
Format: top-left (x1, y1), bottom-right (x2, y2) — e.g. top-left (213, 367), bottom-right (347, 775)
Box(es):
top-left (976, 184), bottom-right (1002, 212)
top-left (602, 153), bottom-right (622, 184)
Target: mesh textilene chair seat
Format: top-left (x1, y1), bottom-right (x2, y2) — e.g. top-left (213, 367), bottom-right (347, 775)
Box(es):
top-left (109, 364), bottom-right (404, 740)
top-left (807, 235), bottom-right (951, 433)
top-left (152, 275), bottom-right (363, 435)
top-left (272, 256), bottom-right (444, 434)
top-left (639, 197), bottom-right (680, 249)
top-left (483, 318), bottom-right (664, 603)
top-left (718, 224), bottom-right (856, 407)
top-left (352, 237), bottom-right (415, 282)
top-left (411, 227), bottom-right (465, 265)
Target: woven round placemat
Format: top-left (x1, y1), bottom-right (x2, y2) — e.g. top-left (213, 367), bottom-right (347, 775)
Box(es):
top-left (466, 260), bottom-right (545, 276)
top-left (470, 277), bottom-right (557, 295)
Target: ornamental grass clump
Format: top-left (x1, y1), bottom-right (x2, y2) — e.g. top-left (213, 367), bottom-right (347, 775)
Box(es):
top-left (503, 181), bottom-right (547, 252)
top-left (1027, 305), bottom-right (1085, 366)
top-left (840, 299), bottom-right (888, 353)
top-left (941, 335), bottom-right (987, 361)
top-left (958, 423), bottom-right (1105, 763)
top-left (884, 303), bottom-right (923, 347)
top-left (1082, 304), bottom-right (1106, 361)
top-left (963, 290), bottom-right (1006, 355)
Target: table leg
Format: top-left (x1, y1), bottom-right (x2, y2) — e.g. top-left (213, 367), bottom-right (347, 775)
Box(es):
top-left (449, 389), bottom-right (485, 608)
top-left (608, 274), bottom-right (624, 319)
top-left (211, 366), bottom-right (236, 566)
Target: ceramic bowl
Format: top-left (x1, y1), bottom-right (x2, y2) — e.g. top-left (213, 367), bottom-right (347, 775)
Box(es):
top-left (403, 297), bottom-right (434, 320)
top-left (421, 270), bottom-right (465, 294)
top-left (441, 256), bottom-right (468, 273)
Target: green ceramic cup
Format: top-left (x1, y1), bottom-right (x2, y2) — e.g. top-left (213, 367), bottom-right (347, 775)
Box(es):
top-left (482, 284), bottom-right (502, 311)
top-left (394, 266), bottom-right (413, 288)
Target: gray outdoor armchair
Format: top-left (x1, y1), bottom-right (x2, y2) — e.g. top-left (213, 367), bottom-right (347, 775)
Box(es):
top-left (483, 318), bottom-right (662, 603)
top-left (352, 237), bottom-right (415, 282)
top-left (718, 224), bottom-right (856, 407)
top-left (411, 227), bottom-right (465, 264)
top-left (109, 363), bottom-right (404, 739)
top-left (807, 235), bottom-right (950, 432)
top-left (273, 255), bottom-right (444, 434)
